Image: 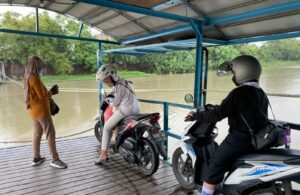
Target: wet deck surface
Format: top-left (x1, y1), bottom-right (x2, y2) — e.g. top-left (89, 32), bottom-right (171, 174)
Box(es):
top-left (0, 136), bottom-right (192, 195)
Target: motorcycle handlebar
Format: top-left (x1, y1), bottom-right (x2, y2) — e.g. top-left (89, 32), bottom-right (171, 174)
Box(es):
top-left (184, 115), bottom-right (194, 122)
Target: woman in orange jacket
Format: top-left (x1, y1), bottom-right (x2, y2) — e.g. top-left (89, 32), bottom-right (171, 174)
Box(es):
top-left (24, 56), bottom-right (67, 169)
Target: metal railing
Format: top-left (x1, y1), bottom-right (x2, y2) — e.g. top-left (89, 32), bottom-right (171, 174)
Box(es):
top-left (139, 98), bottom-right (300, 161)
top-left (139, 99), bottom-right (193, 160)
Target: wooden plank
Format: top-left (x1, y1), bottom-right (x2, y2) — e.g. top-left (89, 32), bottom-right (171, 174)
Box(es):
top-left (0, 136), bottom-right (97, 157)
top-left (54, 162), bottom-right (169, 194)
top-left (99, 169), bottom-right (177, 195)
top-left (0, 137), bottom-right (98, 166)
top-left (0, 136), bottom-right (190, 195)
top-left (0, 139), bottom-right (99, 164)
top-left (0, 146), bottom-right (112, 186)
top-left (0, 143), bottom-right (100, 179)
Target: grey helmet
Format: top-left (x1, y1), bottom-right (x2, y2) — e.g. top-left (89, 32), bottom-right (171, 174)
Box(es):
top-left (231, 55), bottom-right (261, 85)
top-left (218, 55), bottom-right (262, 85)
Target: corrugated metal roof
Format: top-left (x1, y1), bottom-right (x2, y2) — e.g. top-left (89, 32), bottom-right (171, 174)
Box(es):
top-left (1, 0), bottom-right (300, 46)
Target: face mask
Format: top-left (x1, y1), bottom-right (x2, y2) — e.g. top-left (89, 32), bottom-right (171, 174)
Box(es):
top-left (232, 76), bottom-right (240, 86)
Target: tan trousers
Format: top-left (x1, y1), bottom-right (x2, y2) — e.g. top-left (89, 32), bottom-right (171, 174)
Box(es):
top-left (32, 117), bottom-right (59, 160)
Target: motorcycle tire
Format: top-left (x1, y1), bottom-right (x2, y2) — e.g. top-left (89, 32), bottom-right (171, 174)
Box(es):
top-left (137, 138), bottom-right (159, 176)
top-left (94, 120), bottom-right (103, 144)
top-left (172, 147), bottom-right (196, 190)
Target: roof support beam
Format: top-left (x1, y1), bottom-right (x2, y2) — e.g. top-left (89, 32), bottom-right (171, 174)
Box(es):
top-left (61, 3), bottom-right (78, 15)
top-left (0, 28), bottom-right (120, 45)
top-left (180, 0), bottom-right (228, 39)
top-left (207, 1), bottom-right (300, 26)
top-left (109, 52), bottom-right (145, 56)
top-left (180, 0), bottom-right (206, 20)
top-left (35, 7), bottom-right (39, 33)
top-left (163, 46), bottom-right (193, 50)
top-left (227, 31), bottom-right (300, 45)
top-left (43, 1), bottom-right (53, 9)
top-left (92, 11), bottom-right (119, 26)
top-left (104, 37), bottom-right (227, 55)
top-left (76, 0), bottom-right (199, 23)
top-left (135, 49), bottom-right (166, 53)
top-left (78, 7), bottom-right (102, 20)
top-left (122, 24), bottom-right (227, 45)
top-left (78, 22), bottom-right (84, 37)
top-left (25, 0), bottom-right (32, 6)
top-left (122, 25), bottom-right (192, 44)
top-left (152, 0), bottom-right (181, 11)
top-left (115, 10), bottom-right (153, 33)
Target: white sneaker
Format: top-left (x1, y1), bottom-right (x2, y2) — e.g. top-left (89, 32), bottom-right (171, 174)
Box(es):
top-left (50, 159), bottom-right (68, 169)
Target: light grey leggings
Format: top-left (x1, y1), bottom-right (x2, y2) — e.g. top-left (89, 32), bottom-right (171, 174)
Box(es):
top-left (101, 110), bottom-right (125, 150)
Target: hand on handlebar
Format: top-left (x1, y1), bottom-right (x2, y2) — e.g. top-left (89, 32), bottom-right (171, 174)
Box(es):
top-left (185, 111), bottom-right (196, 121)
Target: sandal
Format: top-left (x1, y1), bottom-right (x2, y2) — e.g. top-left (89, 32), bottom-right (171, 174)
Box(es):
top-left (94, 157), bottom-right (109, 165)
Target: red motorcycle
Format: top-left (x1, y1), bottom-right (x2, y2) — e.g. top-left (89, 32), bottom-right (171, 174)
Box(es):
top-left (94, 94), bottom-right (167, 175)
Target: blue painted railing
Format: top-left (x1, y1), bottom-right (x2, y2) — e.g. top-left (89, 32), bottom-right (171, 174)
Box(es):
top-left (139, 99), bottom-right (300, 160)
top-left (139, 99), bottom-right (193, 160)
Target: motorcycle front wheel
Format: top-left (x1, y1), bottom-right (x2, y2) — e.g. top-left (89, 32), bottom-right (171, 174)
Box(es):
top-left (137, 138), bottom-right (159, 176)
top-left (172, 147), bottom-right (196, 190)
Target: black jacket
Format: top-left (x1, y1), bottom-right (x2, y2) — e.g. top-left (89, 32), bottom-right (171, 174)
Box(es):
top-left (195, 84), bottom-right (269, 133)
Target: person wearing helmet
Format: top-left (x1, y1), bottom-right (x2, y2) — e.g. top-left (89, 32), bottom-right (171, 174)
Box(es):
top-left (95, 64), bottom-right (141, 165)
top-left (188, 55), bottom-right (269, 195)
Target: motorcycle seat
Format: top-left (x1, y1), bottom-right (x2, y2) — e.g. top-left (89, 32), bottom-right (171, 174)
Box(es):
top-left (121, 113), bottom-right (160, 121)
top-left (238, 148), bottom-right (300, 164)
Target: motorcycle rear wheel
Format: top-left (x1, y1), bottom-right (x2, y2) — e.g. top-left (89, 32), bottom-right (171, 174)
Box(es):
top-left (137, 138), bottom-right (159, 176)
top-left (94, 120), bottom-right (103, 144)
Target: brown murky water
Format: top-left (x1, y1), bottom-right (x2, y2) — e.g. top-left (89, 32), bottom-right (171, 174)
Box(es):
top-left (1, 66), bottom-right (300, 150)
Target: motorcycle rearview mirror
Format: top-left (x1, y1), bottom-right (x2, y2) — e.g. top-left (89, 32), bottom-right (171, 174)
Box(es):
top-left (184, 94), bottom-right (194, 103)
top-left (217, 61), bottom-right (233, 77)
top-left (100, 88), bottom-right (105, 95)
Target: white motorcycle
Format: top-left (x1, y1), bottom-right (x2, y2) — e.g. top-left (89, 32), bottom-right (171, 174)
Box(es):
top-left (172, 94), bottom-right (300, 194)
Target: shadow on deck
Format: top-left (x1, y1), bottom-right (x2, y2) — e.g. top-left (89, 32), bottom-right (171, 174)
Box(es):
top-left (0, 136), bottom-right (193, 195)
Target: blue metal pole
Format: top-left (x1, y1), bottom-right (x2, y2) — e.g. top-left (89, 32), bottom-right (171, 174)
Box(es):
top-left (190, 20), bottom-right (203, 108)
top-left (97, 42), bottom-right (103, 104)
top-left (0, 29), bottom-right (120, 44)
top-left (207, 1), bottom-right (300, 27)
top-left (36, 7), bottom-right (39, 33)
top-left (227, 31), bottom-right (300, 45)
top-left (163, 102), bottom-right (169, 160)
top-left (78, 22), bottom-right (84, 38)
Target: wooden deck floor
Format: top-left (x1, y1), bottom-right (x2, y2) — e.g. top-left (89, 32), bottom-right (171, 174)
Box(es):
top-left (0, 136), bottom-right (192, 195)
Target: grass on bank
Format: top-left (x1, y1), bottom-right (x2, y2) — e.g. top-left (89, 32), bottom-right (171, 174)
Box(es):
top-left (40, 61), bottom-right (300, 83)
top-left (41, 71), bottom-right (153, 83)
top-left (261, 60), bottom-right (300, 68)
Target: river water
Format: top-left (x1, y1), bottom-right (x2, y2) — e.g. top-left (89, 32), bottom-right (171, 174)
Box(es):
top-left (1, 66), bottom-right (300, 152)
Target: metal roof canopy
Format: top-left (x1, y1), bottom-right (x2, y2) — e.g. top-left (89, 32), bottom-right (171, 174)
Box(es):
top-left (0, 1), bottom-right (300, 47)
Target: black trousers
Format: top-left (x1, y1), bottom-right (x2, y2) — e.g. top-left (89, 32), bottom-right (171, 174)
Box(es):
top-left (204, 130), bottom-right (254, 185)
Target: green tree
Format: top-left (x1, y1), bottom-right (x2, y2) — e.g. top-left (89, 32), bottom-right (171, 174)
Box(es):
top-left (0, 11), bottom-right (100, 74)
top-left (207, 46), bottom-right (240, 69)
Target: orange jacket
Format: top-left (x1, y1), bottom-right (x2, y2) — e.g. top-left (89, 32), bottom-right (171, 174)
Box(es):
top-left (27, 75), bottom-right (52, 120)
